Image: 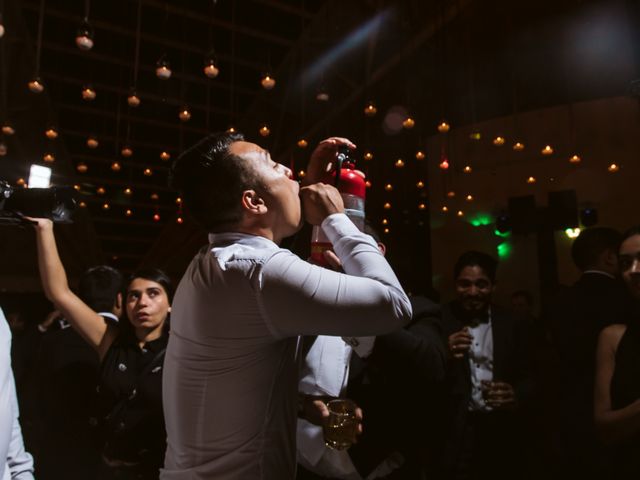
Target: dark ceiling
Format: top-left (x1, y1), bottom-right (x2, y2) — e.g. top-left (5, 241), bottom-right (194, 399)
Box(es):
top-left (1, 0), bottom-right (639, 286)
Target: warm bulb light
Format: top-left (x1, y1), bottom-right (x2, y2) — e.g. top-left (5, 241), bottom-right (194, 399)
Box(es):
top-left (469, 132), bottom-right (481, 140)
top-left (394, 159), bottom-right (405, 168)
top-left (526, 176), bottom-right (536, 184)
top-left (153, 213), bottom-right (161, 222)
top-left (43, 153), bottom-right (55, 163)
top-left (143, 168), bottom-right (152, 176)
top-left (227, 126), bottom-right (236, 134)
top-left (364, 102), bottom-right (377, 116)
top-left (176, 217), bottom-right (184, 224)
top-left (441, 206), bottom-right (448, 212)
top-left (127, 93), bottom-right (141, 107)
top-left (45, 128), bottom-right (58, 139)
top-left (28, 78), bottom-right (44, 93)
top-left (125, 209), bottom-right (133, 217)
top-left (382, 219), bottom-right (388, 225)
top-left (298, 170), bottom-right (306, 178)
top-left (364, 152), bottom-right (373, 161)
top-left (457, 210), bottom-right (464, 217)
top-left (569, 154), bottom-right (581, 164)
top-left (259, 125), bottom-right (270, 137)
top-left (608, 163), bottom-right (619, 172)
top-left (111, 162), bottom-right (121, 172)
top-left (16, 178), bottom-right (25, 186)
top-left (102, 203), bottom-right (110, 210)
top-left (297, 139), bottom-right (308, 148)
top-left (75, 22), bottom-right (94, 50)
top-left (160, 151), bottom-right (171, 161)
top-left (402, 117), bottom-right (415, 129)
top-left (121, 146), bottom-right (133, 157)
top-left (466, 194), bottom-right (473, 202)
top-left (541, 145), bottom-right (554, 155)
top-left (316, 89), bottom-right (329, 102)
top-left (81, 86), bottom-right (96, 101)
top-left (96, 187), bottom-right (106, 195)
top-left (76, 162), bottom-right (88, 173)
top-left (0, 142), bottom-right (7, 156)
top-left (463, 165), bottom-right (472, 173)
top-left (156, 59), bottom-right (172, 79)
top-left (124, 188), bottom-right (132, 195)
top-left (175, 197), bottom-right (182, 204)
top-left (437, 121), bottom-right (450, 133)
top-left (179, 108), bottom-right (191, 122)
top-left (447, 191), bottom-right (456, 198)
top-left (418, 203), bottom-right (427, 210)
top-left (383, 202), bottom-right (391, 210)
top-left (365, 180), bottom-right (372, 188)
top-left (87, 136), bottom-right (99, 148)
top-left (79, 201), bottom-right (87, 208)
top-left (513, 142), bottom-right (525, 151)
top-left (203, 59), bottom-right (220, 79)
top-left (493, 136), bottom-right (505, 146)
top-left (415, 151), bottom-right (425, 160)
top-left (1, 124), bottom-right (15, 135)
top-left (261, 74), bottom-right (276, 90)
top-left (150, 193), bottom-right (159, 200)
top-left (416, 181), bottom-right (424, 188)
top-left (439, 159), bottom-right (449, 170)
top-left (384, 183), bottom-right (393, 191)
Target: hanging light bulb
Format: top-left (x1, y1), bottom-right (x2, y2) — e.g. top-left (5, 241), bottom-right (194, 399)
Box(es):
top-left (415, 151), bottom-right (425, 160)
top-left (1, 123), bottom-right (15, 135)
top-left (124, 187), bottom-right (133, 196)
top-left (0, 142), bottom-right (7, 156)
top-left (513, 142), bottom-right (525, 151)
top-left (526, 176), bottom-right (536, 184)
top-left (156, 57), bottom-right (172, 79)
top-left (416, 181), bottom-right (424, 188)
top-left (121, 145), bottom-right (133, 157)
top-left (259, 124), bottom-right (270, 137)
top-left (569, 154), bottom-right (581, 164)
top-left (381, 219), bottom-right (388, 225)
top-left (365, 180), bottom-right (372, 188)
top-left (86, 136), bottom-right (99, 148)
top-left (447, 191), bottom-right (456, 198)
top-left (394, 158), bottom-right (405, 168)
top-left (150, 193), bottom-right (159, 201)
top-left (28, 77), bottom-right (44, 93)
top-left (73, 184), bottom-right (81, 191)
top-left (298, 170), bottom-right (306, 178)
top-left (96, 186), bottom-right (106, 195)
top-left (176, 216), bottom-right (184, 224)
top-left (125, 209), bottom-right (133, 217)
top-left (493, 136), bottom-right (505, 146)
top-left (102, 202), bottom-right (110, 211)
top-left (44, 127), bottom-right (58, 139)
top-left (203, 54), bottom-right (220, 78)
top-left (457, 210), bottom-right (464, 217)
top-left (81, 85), bottom-right (96, 101)
top-left (227, 126), bottom-right (236, 133)
top-left (153, 213), bottom-right (161, 222)
top-left (77, 162), bottom-right (88, 173)
top-left (441, 206), bottom-right (449, 213)
top-left (175, 197), bottom-right (182, 205)
top-left (364, 151), bottom-right (373, 161)
top-left (402, 117), bottom-right (415, 129)
top-left (79, 201), bottom-right (87, 208)
top-left (463, 165), bottom-right (472, 173)
top-left (383, 202), bottom-right (392, 210)
top-left (261, 73), bottom-right (276, 90)
top-left (418, 203), bottom-right (427, 210)
top-left (364, 101), bottom-right (377, 117)
top-left (469, 132), bottom-right (481, 140)
top-left (179, 107), bottom-right (191, 122)
top-left (111, 161), bottom-right (121, 172)
top-left (437, 121), bottom-right (450, 133)
top-left (16, 178), bottom-right (25, 186)
top-left (384, 183), bottom-right (393, 191)
top-left (439, 157), bottom-right (449, 170)
top-left (607, 163), bottom-right (619, 173)
top-left (466, 194), bottom-right (474, 202)
top-left (297, 139), bottom-right (308, 148)
top-left (143, 168), bottom-right (153, 176)
top-left (316, 86), bottom-right (329, 102)
top-left (160, 151), bottom-right (171, 161)
top-left (541, 145), bottom-right (554, 155)
top-left (75, 21), bottom-right (94, 50)
top-left (43, 153), bottom-right (55, 163)
top-left (127, 91), bottom-right (141, 107)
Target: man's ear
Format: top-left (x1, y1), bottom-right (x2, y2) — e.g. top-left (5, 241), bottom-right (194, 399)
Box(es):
top-left (241, 189), bottom-right (267, 214)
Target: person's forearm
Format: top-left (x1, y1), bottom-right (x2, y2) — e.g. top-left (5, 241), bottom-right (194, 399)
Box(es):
top-left (35, 225), bottom-right (72, 304)
top-left (596, 399), bottom-right (640, 445)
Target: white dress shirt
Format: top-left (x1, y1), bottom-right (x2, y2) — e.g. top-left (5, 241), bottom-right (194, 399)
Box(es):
top-left (0, 308), bottom-right (35, 480)
top-left (161, 213), bottom-right (412, 480)
top-left (467, 308), bottom-right (494, 412)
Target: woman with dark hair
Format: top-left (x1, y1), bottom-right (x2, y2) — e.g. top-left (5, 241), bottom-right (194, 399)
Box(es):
top-left (594, 225), bottom-right (640, 478)
top-left (31, 218), bottom-right (172, 479)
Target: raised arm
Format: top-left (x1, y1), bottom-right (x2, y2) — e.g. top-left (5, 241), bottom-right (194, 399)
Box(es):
top-left (594, 324), bottom-right (640, 445)
top-left (258, 213), bottom-right (412, 337)
top-left (31, 218), bottom-right (117, 360)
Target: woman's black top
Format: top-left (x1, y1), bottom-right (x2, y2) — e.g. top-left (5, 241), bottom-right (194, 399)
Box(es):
top-left (610, 320), bottom-right (640, 477)
top-left (97, 329), bottom-right (168, 477)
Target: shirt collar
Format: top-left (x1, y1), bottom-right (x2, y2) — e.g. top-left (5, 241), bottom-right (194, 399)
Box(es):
top-left (208, 232), bottom-right (279, 270)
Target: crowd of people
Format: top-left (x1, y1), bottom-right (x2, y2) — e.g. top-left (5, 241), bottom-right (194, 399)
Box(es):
top-left (2, 132), bottom-right (640, 480)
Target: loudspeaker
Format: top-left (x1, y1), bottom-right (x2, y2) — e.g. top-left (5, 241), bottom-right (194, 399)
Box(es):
top-left (548, 190), bottom-right (578, 230)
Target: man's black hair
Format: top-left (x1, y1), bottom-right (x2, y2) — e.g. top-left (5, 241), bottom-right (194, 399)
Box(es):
top-left (571, 227), bottom-right (621, 271)
top-left (78, 265), bottom-right (123, 313)
top-left (453, 251), bottom-right (498, 283)
top-left (169, 131), bottom-right (261, 231)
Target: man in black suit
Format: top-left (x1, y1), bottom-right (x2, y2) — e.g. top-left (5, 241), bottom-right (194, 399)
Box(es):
top-left (547, 227), bottom-right (633, 479)
top-left (433, 251), bottom-right (533, 480)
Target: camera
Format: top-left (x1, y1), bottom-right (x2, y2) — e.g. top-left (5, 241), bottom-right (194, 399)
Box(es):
top-left (0, 180), bottom-right (77, 225)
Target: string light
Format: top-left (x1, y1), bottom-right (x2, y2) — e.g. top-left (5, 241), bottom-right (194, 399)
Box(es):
top-left (143, 168), bottom-right (153, 176)
top-left (261, 74), bottom-right (276, 90)
top-left (75, 21), bottom-right (94, 50)
top-left (111, 162), bottom-right (121, 172)
top-left (175, 197), bottom-right (182, 204)
top-left (441, 206), bottom-right (448, 212)
top-left (298, 170), bottom-right (306, 178)
top-left (384, 183), bottom-right (393, 191)
top-left (512, 142), bottom-right (525, 151)
top-left (364, 102), bottom-right (377, 117)
top-left (0, 142), bottom-right (7, 156)
top-left (28, 78), bottom-right (44, 93)
top-left (81, 85), bottom-right (96, 101)
top-left (77, 162), bottom-right (88, 173)
top-left (463, 165), bottom-right (472, 173)
top-left (415, 151), bottom-right (425, 160)
top-left (466, 194), bottom-right (474, 202)
top-left (493, 136), bottom-right (505, 146)
top-left (382, 219), bottom-right (388, 225)
top-left (79, 201), bottom-right (87, 208)
top-left (607, 163), bottom-right (619, 173)
top-left (203, 56), bottom-right (220, 78)
top-left (45, 127), bottom-right (58, 139)
top-left (365, 180), bottom-right (372, 188)
top-left (447, 191), bottom-right (456, 198)
top-left (457, 210), bottom-right (464, 217)
top-left (160, 151), bottom-right (171, 161)
top-left (437, 121), bottom-right (450, 133)
top-left (297, 139), bottom-right (308, 148)
top-left (176, 216), bottom-right (184, 224)
top-left (153, 213), bottom-right (161, 222)
top-left (416, 181), bottom-right (424, 188)
top-left (102, 203), bottom-right (110, 210)
top-left (439, 158), bottom-right (449, 170)
top-left (526, 176), bottom-right (536, 184)
top-left (541, 145), bottom-right (554, 155)
top-left (569, 154), bottom-right (581, 164)
top-left (127, 92), bottom-right (141, 107)
top-left (86, 136), bottom-right (99, 148)
top-left (1, 123), bottom-right (15, 135)
top-left (16, 178), bottom-right (26, 186)
top-left (121, 146), bottom-right (133, 157)
top-left (394, 159), bottom-right (405, 168)
top-left (364, 151), bottom-right (373, 161)
top-left (383, 202), bottom-right (392, 210)
top-left (469, 132), bottom-right (481, 140)
top-left (155, 58), bottom-right (172, 79)
top-left (125, 209), bottom-right (133, 217)
top-left (179, 107), bottom-right (191, 122)
top-left (418, 203), bottom-right (427, 210)
top-left (259, 125), bottom-right (270, 137)
top-left (383, 228), bottom-right (390, 234)
top-left (150, 193), bottom-right (159, 200)
top-left (96, 187), bottom-right (106, 195)
top-left (43, 153), bottom-right (55, 163)
top-left (402, 117), bottom-right (415, 129)
top-left (124, 187), bottom-right (133, 195)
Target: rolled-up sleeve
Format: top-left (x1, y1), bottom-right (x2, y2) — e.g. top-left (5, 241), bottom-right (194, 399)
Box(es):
top-left (257, 213), bottom-right (412, 337)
